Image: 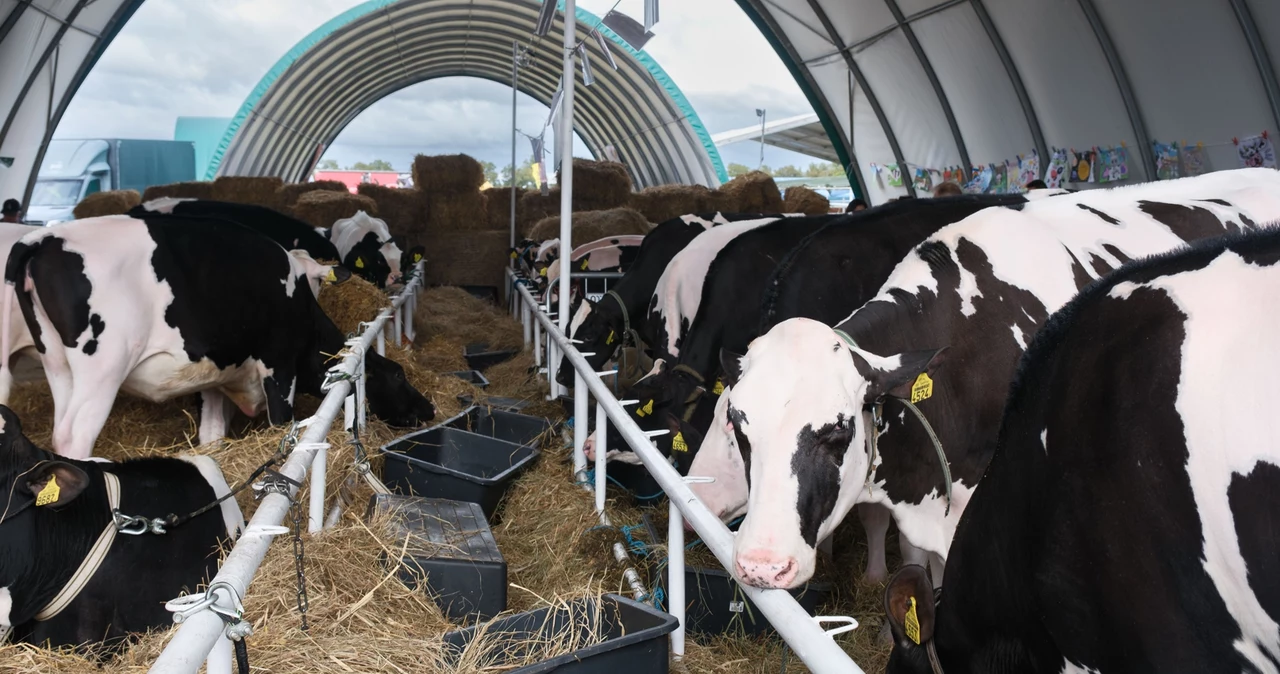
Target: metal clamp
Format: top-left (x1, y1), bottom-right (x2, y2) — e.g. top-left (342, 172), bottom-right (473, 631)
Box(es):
top-left (113, 510), bottom-right (168, 535)
top-left (252, 469), bottom-right (302, 501)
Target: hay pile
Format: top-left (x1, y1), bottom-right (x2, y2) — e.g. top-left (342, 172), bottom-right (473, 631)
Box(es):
top-left (519, 188), bottom-right (561, 226)
top-left (421, 231), bottom-right (510, 293)
top-left (412, 154), bottom-right (485, 194)
top-left (719, 171), bottom-right (785, 213)
top-left (211, 176), bottom-right (285, 211)
top-left (415, 287), bottom-right (522, 352)
top-left (141, 181), bottom-right (215, 202)
top-left (483, 187), bottom-right (527, 230)
top-left (277, 181), bottom-right (349, 212)
top-left (73, 190), bottom-right (141, 219)
top-left (426, 191), bottom-right (489, 231)
top-left (558, 159), bottom-right (631, 211)
top-left (627, 184), bottom-right (734, 223)
top-left (526, 207), bottom-right (651, 247)
top-left (357, 183), bottom-right (426, 242)
top-left (318, 275), bottom-right (389, 336)
top-left (783, 185), bottom-right (831, 215)
top-left (293, 191), bottom-right (379, 230)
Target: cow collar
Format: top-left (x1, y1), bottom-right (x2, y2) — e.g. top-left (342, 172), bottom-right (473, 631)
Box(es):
top-left (605, 290), bottom-right (645, 381)
top-left (33, 471), bottom-right (122, 623)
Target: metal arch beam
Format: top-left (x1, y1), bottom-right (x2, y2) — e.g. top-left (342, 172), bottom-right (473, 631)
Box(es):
top-left (802, 0), bottom-right (915, 196)
top-left (969, 0), bottom-right (1047, 167)
top-left (0, 1), bottom-right (30, 44)
top-left (1076, 0), bottom-right (1154, 178)
top-left (882, 0), bottom-right (971, 172)
top-left (0, 0), bottom-right (93, 144)
top-left (733, 0), bottom-right (865, 200)
top-left (1229, 0), bottom-right (1280, 136)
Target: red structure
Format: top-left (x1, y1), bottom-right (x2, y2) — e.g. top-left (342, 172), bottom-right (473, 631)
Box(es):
top-left (312, 170), bottom-right (410, 192)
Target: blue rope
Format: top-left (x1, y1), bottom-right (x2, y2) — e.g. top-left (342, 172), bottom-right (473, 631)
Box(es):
top-left (577, 467), bottom-right (666, 501)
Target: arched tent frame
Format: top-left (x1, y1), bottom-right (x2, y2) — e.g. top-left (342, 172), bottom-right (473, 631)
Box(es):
top-left (208, 0), bottom-right (727, 188)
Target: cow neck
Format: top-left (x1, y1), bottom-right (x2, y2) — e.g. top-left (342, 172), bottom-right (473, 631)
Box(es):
top-left (35, 472), bottom-right (120, 624)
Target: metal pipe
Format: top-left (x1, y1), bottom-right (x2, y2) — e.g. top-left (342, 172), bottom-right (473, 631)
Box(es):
top-left (206, 635), bottom-right (231, 674)
top-left (308, 440), bottom-right (329, 534)
top-left (594, 399), bottom-right (607, 513)
top-left (512, 281), bottom-right (862, 674)
top-left (522, 301), bottom-right (532, 347)
top-left (534, 319), bottom-right (543, 371)
top-left (392, 307), bottom-right (402, 347)
top-left (558, 0), bottom-right (576, 335)
top-left (356, 349), bottom-right (368, 432)
top-left (668, 500), bottom-right (685, 659)
top-left (573, 370), bottom-right (588, 478)
top-left (511, 40), bottom-right (520, 251)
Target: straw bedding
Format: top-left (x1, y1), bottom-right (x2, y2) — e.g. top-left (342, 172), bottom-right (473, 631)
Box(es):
top-left (413, 154), bottom-right (485, 194)
top-left (415, 286), bottom-right (523, 352)
top-left (211, 176), bottom-right (285, 211)
top-left (784, 185), bottom-right (832, 215)
top-left (317, 275), bottom-right (389, 337)
top-left (276, 181), bottom-right (349, 211)
top-left (293, 190), bottom-right (379, 230)
top-left (73, 189), bottom-right (141, 219)
top-left (141, 181), bottom-right (215, 202)
top-left (719, 171), bottom-right (785, 213)
top-left (357, 183), bottom-right (426, 242)
top-left (526, 207), bottom-right (652, 247)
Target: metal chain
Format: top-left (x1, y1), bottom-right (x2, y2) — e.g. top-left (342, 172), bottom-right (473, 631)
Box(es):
top-left (288, 498), bottom-right (309, 631)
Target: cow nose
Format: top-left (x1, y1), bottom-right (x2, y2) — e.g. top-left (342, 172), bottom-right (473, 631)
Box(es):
top-left (735, 550), bottom-right (799, 588)
top-left (584, 436), bottom-right (595, 461)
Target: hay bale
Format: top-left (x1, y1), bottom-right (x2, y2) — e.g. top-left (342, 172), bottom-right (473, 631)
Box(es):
top-left (526, 207), bottom-right (651, 248)
top-left (318, 275), bottom-right (388, 337)
top-left (425, 192), bottom-right (489, 231)
top-left (357, 184), bottom-right (427, 242)
top-left (717, 170), bottom-right (785, 213)
top-left (783, 185), bottom-right (831, 215)
top-left (293, 190), bottom-right (379, 230)
top-left (411, 154), bottom-right (484, 194)
top-left (211, 176), bottom-right (286, 210)
top-left (518, 188), bottom-right (561, 233)
top-left (627, 184), bottom-right (735, 223)
top-left (483, 187), bottom-right (527, 230)
top-left (277, 181), bottom-right (350, 211)
top-left (142, 180), bottom-right (215, 202)
top-left (421, 231), bottom-right (511, 296)
top-left (73, 189), bottom-right (141, 219)
top-left (415, 286), bottom-right (523, 351)
top-left (557, 158), bottom-right (631, 210)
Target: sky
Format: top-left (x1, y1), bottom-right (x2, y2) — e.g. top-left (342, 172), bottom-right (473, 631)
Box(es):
top-left (54, 0), bottom-right (828, 177)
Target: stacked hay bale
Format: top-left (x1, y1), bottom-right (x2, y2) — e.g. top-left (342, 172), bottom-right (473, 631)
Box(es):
top-left (783, 185), bottom-right (831, 215)
top-left (526, 207), bottom-right (652, 248)
top-left (357, 183), bottom-right (427, 242)
top-left (518, 188), bottom-right (561, 233)
top-left (718, 170), bottom-right (785, 213)
top-left (211, 176), bottom-right (286, 211)
top-left (413, 154), bottom-right (507, 292)
top-left (414, 153), bottom-right (489, 233)
top-left (628, 183), bottom-right (734, 223)
top-left (277, 180), bottom-right (349, 214)
top-left (558, 158), bottom-right (632, 211)
top-left (72, 189), bottom-right (141, 219)
top-left (141, 180), bottom-right (215, 202)
top-left (292, 190), bottom-right (379, 230)
top-left (482, 186), bottom-right (528, 231)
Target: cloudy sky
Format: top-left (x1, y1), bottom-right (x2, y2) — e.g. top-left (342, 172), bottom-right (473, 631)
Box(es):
top-left (56, 0), bottom-right (828, 176)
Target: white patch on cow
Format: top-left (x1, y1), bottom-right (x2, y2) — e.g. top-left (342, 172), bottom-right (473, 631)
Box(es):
top-left (1059, 661), bottom-right (1101, 674)
top-left (85, 457), bottom-right (113, 464)
top-left (139, 197), bottom-right (194, 213)
top-left (1142, 250), bottom-right (1280, 670)
top-left (535, 239), bottom-right (560, 262)
top-left (651, 218), bottom-right (782, 356)
top-left (1108, 281), bottom-right (1139, 300)
top-left (688, 387), bottom-right (748, 521)
top-left (568, 300), bottom-right (592, 338)
top-left (1040, 429), bottom-right (1048, 453)
top-left (956, 261), bottom-right (983, 317)
top-left (177, 455), bottom-right (245, 540)
top-left (0, 587), bottom-right (10, 627)
top-left (1010, 324), bottom-right (1026, 350)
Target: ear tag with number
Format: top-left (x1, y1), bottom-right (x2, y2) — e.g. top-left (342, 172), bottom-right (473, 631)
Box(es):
top-left (910, 372), bottom-right (934, 403)
top-left (35, 474), bottom-right (60, 507)
top-left (637, 400), bottom-right (653, 417)
top-left (712, 379), bottom-right (725, 395)
top-left (672, 432), bottom-right (688, 452)
top-left (904, 596), bottom-right (921, 644)
top-left (355, 257), bottom-right (365, 269)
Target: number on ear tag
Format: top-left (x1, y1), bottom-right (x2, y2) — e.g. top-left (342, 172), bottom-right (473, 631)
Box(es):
top-left (672, 432), bottom-right (688, 452)
top-left (35, 474), bottom-right (60, 507)
top-left (910, 372), bottom-right (934, 403)
top-left (637, 400), bottom-right (653, 417)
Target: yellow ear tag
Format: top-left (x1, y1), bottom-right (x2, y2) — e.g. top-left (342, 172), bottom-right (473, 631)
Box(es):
top-left (580, 258), bottom-right (590, 271)
top-left (413, 253), bottom-right (423, 263)
top-left (904, 596), bottom-right (921, 645)
top-left (910, 372), bottom-right (934, 404)
top-left (672, 432), bottom-right (688, 452)
top-left (539, 267), bottom-right (547, 277)
top-left (712, 379), bottom-right (725, 395)
top-left (637, 400), bottom-right (653, 417)
top-left (35, 474), bottom-right (60, 507)
top-left (325, 269), bottom-right (337, 282)
top-left (355, 257), bottom-right (365, 269)
top-left (605, 330), bottom-right (616, 345)
top-left (510, 251), bottom-right (518, 259)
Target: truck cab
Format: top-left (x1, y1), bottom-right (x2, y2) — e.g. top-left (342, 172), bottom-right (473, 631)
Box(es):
top-left (26, 139), bottom-right (195, 225)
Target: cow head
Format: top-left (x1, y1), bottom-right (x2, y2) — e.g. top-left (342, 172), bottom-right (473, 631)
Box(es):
top-left (726, 318), bottom-right (946, 589)
top-left (363, 352), bottom-right (435, 427)
top-left (687, 382), bottom-right (749, 523)
top-left (0, 405), bottom-right (94, 627)
top-left (883, 565), bottom-right (941, 673)
top-left (344, 234), bottom-right (394, 289)
top-left (557, 297), bottom-right (623, 386)
top-left (400, 244), bottom-right (425, 278)
top-left (380, 237), bottom-right (405, 285)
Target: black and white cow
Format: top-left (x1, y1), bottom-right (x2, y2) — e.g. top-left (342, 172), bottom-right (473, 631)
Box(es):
top-left (2, 213), bottom-right (435, 460)
top-left (542, 235), bottom-right (646, 306)
top-left (326, 211), bottom-right (421, 288)
top-left (129, 198), bottom-right (341, 263)
top-left (0, 222), bottom-right (46, 406)
top-left (0, 404), bottom-right (243, 649)
top-left (884, 224), bottom-right (1280, 674)
top-left (556, 212), bottom-right (787, 386)
top-left (711, 169), bottom-right (1280, 590)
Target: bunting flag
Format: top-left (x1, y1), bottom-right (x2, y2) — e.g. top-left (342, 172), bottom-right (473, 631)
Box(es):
top-left (913, 167), bottom-right (933, 193)
top-left (644, 0), bottom-right (659, 30)
top-left (593, 30), bottom-right (618, 70)
top-left (1016, 151), bottom-right (1040, 190)
top-left (1070, 149), bottom-right (1095, 183)
top-left (578, 44), bottom-right (594, 86)
top-left (886, 164), bottom-right (904, 188)
top-left (1236, 132), bottom-right (1277, 169)
top-left (1153, 141), bottom-right (1181, 180)
top-left (603, 145), bottom-right (621, 162)
top-left (545, 79), bottom-right (564, 130)
top-left (531, 162), bottom-right (543, 189)
top-left (990, 163), bottom-right (1009, 194)
top-left (1045, 148), bottom-right (1070, 188)
top-left (1181, 142), bottom-right (1209, 176)
top-left (1097, 146), bottom-right (1129, 183)
top-left (964, 165), bottom-right (992, 194)
top-left (602, 10), bottom-right (653, 50)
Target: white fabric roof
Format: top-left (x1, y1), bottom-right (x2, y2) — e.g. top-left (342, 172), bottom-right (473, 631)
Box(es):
top-left (712, 113), bottom-right (840, 164)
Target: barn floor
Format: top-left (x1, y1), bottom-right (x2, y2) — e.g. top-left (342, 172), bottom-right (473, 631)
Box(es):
top-left (0, 282), bottom-right (895, 673)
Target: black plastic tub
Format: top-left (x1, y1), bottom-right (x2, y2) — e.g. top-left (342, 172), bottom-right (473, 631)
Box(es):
top-left (464, 343), bottom-right (519, 371)
top-left (380, 424), bottom-right (539, 520)
top-left (445, 406), bottom-right (554, 447)
top-left (366, 494), bottom-right (507, 621)
top-left (445, 370), bottom-right (490, 388)
top-left (457, 394), bottom-right (532, 413)
top-left (440, 594), bottom-right (677, 673)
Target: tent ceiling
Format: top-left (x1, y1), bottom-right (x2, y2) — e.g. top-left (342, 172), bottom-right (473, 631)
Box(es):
top-left (711, 112), bottom-right (840, 164)
top-left (211, 0), bottom-right (725, 189)
top-left (736, 0), bottom-right (1280, 203)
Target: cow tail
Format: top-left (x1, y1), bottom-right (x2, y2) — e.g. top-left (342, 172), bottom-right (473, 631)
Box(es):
top-left (2, 241), bottom-right (37, 382)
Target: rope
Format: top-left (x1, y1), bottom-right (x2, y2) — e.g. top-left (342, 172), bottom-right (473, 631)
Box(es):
top-left (234, 639), bottom-right (250, 674)
top-left (576, 467), bottom-right (665, 501)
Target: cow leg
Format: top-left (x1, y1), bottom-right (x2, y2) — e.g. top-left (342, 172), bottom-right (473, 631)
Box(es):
top-left (40, 341), bottom-right (74, 431)
top-left (262, 372), bottom-right (295, 426)
top-left (199, 390), bottom-right (234, 446)
top-left (857, 503), bottom-right (892, 583)
top-left (54, 386), bottom-right (121, 460)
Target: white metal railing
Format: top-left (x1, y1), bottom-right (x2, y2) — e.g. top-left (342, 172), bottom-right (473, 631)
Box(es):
top-left (148, 261), bottom-right (425, 674)
top-left (508, 267), bottom-right (864, 673)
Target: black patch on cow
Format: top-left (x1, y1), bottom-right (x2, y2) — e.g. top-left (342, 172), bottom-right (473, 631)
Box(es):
top-left (1086, 253), bottom-right (1115, 277)
top-left (1065, 248), bottom-right (1093, 289)
top-left (1139, 200), bottom-right (1230, 240)
top-left (1102, 244), bottom-right (1132, 265)
top-left (5, 241), bottom-right (43, 352)
top-left (729, 405), bottom-right (752, 489)
top-left (1241, 214), bottom-right (1258, 229)
top-left (23, 237), bottom-right (93, 350)
top-left (82, 314), bottom-right (105, 355)
top-left (1228, 461), bottom-right (1280, 628)
top-left (152, 200), bottom-right (341, 262)
top-left (791, 416), bottom-right (853, 547)
top-left (1077, 204), bottom-right (1121, 225)
top-left (916, 240), bottom-right (952, 270)
top-left (1198, 198), bottom-right (1232, 207)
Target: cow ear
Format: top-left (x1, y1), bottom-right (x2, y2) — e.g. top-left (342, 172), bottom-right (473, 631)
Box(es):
top-left (862, 347), bottom-right (948, 403)
top-left (24, 461), bottom-right (90, 508)
top-left (883, 565), bottom-right (936, 648)
top-left (325, 266), bottom-right (352, 285)
top-left (719, 348), bottom-right (744, 387)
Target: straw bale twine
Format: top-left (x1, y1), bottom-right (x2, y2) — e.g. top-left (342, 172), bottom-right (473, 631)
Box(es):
top-left (141, 181), bottom-right (214, 202)
top-left (627, 184), bottom-right (735, 223)
top-left (426, 192), bottom-right (489, 231)
top-left (276, 181), bottom-right (349, 211)
top-left (526, 207), bottom-right (651, 248)
top-left (421, 231), bottom-right (509, 293)
top-left (211, 176), bottom-right (285, 211)
top-left (783, 185), bottom-right (831, 215)
top-left (293, 191), bottom-right (379, 230)
top-left (73, 190), bottom-right (141, 219)
top-left (556, 159), bottom-right (632, 211)
top-left (412, 154), bottom-right (484, 194)
top-left (357, 183), bottom-right (426, 242)
top-left (718, 170), bottom-right (785, 213)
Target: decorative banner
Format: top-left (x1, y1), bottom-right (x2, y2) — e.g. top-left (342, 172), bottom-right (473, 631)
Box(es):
top-left (913, 167), bottom-right (933, 193)
top-left (1070, 149), bottom-right (1095, 183)
top-left (531, 162), bottom-right (543, 189)
top-left (886, 164), bottom-right (904, 188)
top-left (593, 30), bottom-right (619, 70)
top-left (578, 44), bottom-right (595, 86)
top-left (1045, 148), bottom-right (1070, 189)
top-left (1016, 151), bottom-right (1040, 191)
top-left (990, 163), bottom-right (1009, 194)
top-left (964, 165), bottom-right (992, 194)
top-left (1181, 142), bottom-right (1209, 176)
top-left (1096, 146), bottom-right (1129, 183)
top-left (1153, 141), bottom-right (1181, 180)
top-left (1236, 132), bottom-right (1277, 169)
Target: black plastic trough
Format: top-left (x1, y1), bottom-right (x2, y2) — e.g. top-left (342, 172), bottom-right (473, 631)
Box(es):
top-left (365, 494), bottom-right (507, 621)
top-left (444, 406), bottom-right (553, 447)
top-left (456, 394), bottom-right (532, 413)
top-left (464, 342), bottom-right (519, 371)
top-left (445, 370), bottom-right (490, 388)
top-left (440, 594), bottom-right (677, 673)
top-left (380, 415), bottom-right (539, 520)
